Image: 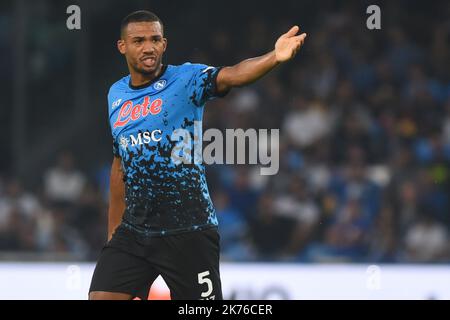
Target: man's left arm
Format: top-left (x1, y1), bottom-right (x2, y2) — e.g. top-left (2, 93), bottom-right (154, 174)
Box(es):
top-left (216, 26), bottom-right (307, 94)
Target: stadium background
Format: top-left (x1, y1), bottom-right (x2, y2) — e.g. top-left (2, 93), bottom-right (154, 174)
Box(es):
top-left (0, 0), bottom-right (450, 299)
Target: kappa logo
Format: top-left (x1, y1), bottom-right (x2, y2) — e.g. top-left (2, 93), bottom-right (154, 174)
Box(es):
top-left (154, 79), bottom-right (166, 91)
top-left (112, 98), bottom-right (122, 109)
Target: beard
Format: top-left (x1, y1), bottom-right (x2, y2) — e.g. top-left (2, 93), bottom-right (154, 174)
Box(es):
top-left (130, 56), bottom-right (161, 75)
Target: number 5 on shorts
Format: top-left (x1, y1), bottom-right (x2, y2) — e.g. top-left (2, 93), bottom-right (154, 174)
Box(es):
top-left (198, 271), bottom-right (213, 298)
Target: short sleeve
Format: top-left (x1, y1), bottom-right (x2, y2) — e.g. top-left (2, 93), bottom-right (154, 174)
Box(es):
top-left (186, 64), bottom-right (228, 107)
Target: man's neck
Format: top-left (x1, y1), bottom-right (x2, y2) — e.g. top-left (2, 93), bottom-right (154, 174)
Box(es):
top-left (129, 64), bottom-right (163, 87)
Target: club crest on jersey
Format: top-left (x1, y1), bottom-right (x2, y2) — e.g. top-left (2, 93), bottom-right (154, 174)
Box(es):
top-left (154, 79), bottom-right (166, 91)
top-left (113, 96), bottom-right (163, 128)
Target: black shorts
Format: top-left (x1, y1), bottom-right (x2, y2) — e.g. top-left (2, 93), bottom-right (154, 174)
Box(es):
top-left (89, 225), bottom-right (222, 300)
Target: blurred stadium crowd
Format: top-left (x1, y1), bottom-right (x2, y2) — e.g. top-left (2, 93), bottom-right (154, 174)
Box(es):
top-left (0, 0), bottom-right (449, 262)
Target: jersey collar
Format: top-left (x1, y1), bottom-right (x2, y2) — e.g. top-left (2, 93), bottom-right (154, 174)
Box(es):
top-left (128, 65), bottom-right (168, 90)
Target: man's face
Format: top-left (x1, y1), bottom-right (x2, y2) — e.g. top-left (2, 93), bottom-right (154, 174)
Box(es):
top-left (118, 21), bottom-right (167, 75)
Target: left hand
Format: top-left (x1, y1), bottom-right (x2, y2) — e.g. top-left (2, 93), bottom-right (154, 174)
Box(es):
top-left (275, 26), bottom-right (307, 63)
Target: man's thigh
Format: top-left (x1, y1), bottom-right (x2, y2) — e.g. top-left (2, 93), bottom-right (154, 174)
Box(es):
top-left (89, 244), bottom-right (159, 299)
top-left (152, 228), bottom-right (222, 300)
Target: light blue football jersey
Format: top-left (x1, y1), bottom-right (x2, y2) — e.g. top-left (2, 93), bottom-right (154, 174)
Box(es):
top-left (107, 63), bottom-right (225, 237)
